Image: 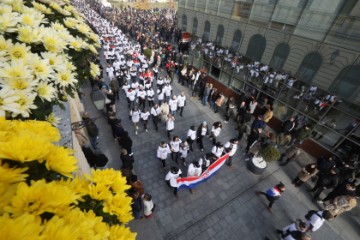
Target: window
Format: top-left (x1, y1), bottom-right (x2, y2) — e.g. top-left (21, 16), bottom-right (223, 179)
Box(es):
top-left (269, 43), bottom-right (290, 70)
top-left (181, 15), bottom-right (187, 31)
top-left (295, 52), bottom-right (322, 84)
top-left (215, 25), bottom-right (224, 45)
top-left (230, 30), bottom-right (242, 52)
top-left (245, 34), bottom-right (266, 61)
top-left (203, 21), bottom-right (211, 42)
top-left (329, 65), bottom-right (360, 101)
top-left (192, 18), bottom-right (198, 36)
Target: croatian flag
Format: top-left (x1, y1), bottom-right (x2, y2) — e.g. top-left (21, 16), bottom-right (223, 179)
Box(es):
top-left (177, 153), bottom-right (229, 190)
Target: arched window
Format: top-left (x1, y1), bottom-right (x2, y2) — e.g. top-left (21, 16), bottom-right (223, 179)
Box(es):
top-left (269, 43), bottom-right (290, 70)
top-left (202, 20), bottom-right (211, 42)
top-left (181, 15), bottom-right (187, 31)
top-left (245, 34), bottom-right (266, 61)
top-left (295, 52), bottom-right (322, 84)
top-left (215, 25), bottom-right (224, 46)
top-left (330, 65), bottom-right (360, 100)
top-left (230, 30), bottom-right (242, 52)
top-left (192, 18), bottom-right (198, 35)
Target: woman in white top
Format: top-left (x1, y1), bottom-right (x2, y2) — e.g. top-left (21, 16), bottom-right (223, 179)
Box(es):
top-left (224, 138), bottom-right (239, 167)
top-left (210, 121), bottom-right (222, 145)
top-left (170, 136), bottom-right (182, 164)
top-left (179, 141), bottom-right (189, 166)
top-left (157, 141), bottom-right (171, 169)
top-left (141, 109), bottom-right (150, 132)
top-left (177, 92), bottom-right (186, 117)
top-left (186, 125), bottom-right (196, 152)
top-left (168, 95), bottom-right (178, 116)
top-left (157, 87), bottom-right (165, 105)
top-left (187, 161), bottom-right (202, 177)
top-left (142, 193), bottom-right (155, 219)
top-left (146, 88), bottom-right (155, 108)
top-left (165, 166), bottom-right (182, 197)
top-left (166, 114), bottom-right (175, 140)
top-left (130, 106), bottom-right (141, 135)
top-left (249, 99), bottom-right (257, 114)
top-left (211, 142), bottom-right (224, 158)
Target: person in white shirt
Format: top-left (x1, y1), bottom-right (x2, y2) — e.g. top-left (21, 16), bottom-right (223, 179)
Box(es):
top-left (126, 88), bottom-right (136, 109)
top-left (142, 193), bottom-right (154, 219)
top-left (179, 141), bottom-right (189, 166)
top-left (141, 108), bottom-right (150, 132)
top-left (177, 92), bottom-right (186, 117)
top-left (157, 88), bottom-right (165, 105)
top-left (150, 104), bottom-right (161, 131)
top-left (166, 114), bottom-right (175, 140)
top-left (106, 63), bottom-right (115, 80)
top-left (165, 166), bottom-right (182, 197)
top-left (211, 142), bottom-right (224, 158)
top-left (305, 210), bottom-right (333, 232)
top-left (249, 99), bottom-right (257, 114)
top-left (196, 121), bottom-right (209, 151)
top-left (170, 136), bottom-right (182, 164)
top-left (130, 106), bottom-right (141, 135)
top-left (186, 125), bottom-right (196, 152)
top-left (156, 77), bottom-right (164, 89)
top-left (168, 95), bottom-right (178, 116)
top-left (157, 141), bottom-right (171, 169)
top-left (276, 220), bottom-right (308, 240)
top-left (137, 86), bottom-right (147, 110)
top-left (187, 160), bottom-right (202, 177)
top-left (146, 88), bottom-right (155, 108)
top-left (210, 121), bottom-right (222, 145)
top-left (163, 83), bottom-right (172, 102)
top-left (224, 138), bottom-right (239, 167)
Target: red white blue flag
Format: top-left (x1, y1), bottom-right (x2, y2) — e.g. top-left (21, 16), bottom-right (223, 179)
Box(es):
top-left (177, 153), bottom-right (229, 190)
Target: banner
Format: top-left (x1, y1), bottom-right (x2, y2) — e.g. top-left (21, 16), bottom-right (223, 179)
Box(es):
top-left (177, 153), bottom-right (229, 190)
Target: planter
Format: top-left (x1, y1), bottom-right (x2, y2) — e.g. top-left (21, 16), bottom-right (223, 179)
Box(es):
top-left (247, 156), bottom-right (267, 175)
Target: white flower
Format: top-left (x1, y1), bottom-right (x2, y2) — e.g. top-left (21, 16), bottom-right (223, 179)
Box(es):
top-left (12, 92), bottom-right (37, 118)
top-left (36, 82), bottom-right (56, 102)
top-left (46, 113), bottom-right (61, 127)
top-left (0, 88), bottom-right (20, 117)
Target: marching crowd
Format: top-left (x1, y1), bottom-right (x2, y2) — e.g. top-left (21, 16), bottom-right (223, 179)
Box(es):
top-left (73, 0), bottom-right (359, 239)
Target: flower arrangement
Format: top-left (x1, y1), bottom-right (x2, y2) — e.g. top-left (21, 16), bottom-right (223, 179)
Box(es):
top-left (0, 0), bottom-right (101, 121)
top-left (0, 118), bottom-right (136, 239)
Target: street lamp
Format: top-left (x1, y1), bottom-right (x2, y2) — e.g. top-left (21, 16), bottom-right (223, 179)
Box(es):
top-left (91, 88), bottom-right (105, 111)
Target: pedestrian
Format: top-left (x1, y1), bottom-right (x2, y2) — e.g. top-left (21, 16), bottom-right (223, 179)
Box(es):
top-left (109, 78), bottom-right (120, 100)
top-left (224, 97), bottom-right (236, 123)
top-left (120, 149), bottom-right (134, 180)
top-left (130, 106), bottom-right (141, 135)
top-left (126, 88), bottom-right (136, 109)
top-left (210, 121), bottom-right (222, 145)
top-left (170, 136), bottom-right (182, 164)
top-left (165, 166), bottom-right (182, 198)
top-left (179, 141), bottom-right (189, 166)
top-left (320, 181), bottom-right (357, 203)
top-left (129, 175), bottom-right (144, 196)
top-left (157, 87), bottom-right (165, 105)
top-left (82, 112), bottom-right (99, 149)
top-left (166, 114), bottom-right (175, 140)
top-left (263, 104), bottom-right (273, 128)
top-left (278, 145), bottom-right (301, 166)
top-left (163, 82), bottom-right (172, 102)
top-left (107, 110), bottom-right (118, 140)
top-left (196, 121), bottom-right (209, 151)
top-left (245, 128), bottom-right (261, 154)
top-left (211, 142), bottom-right (224, 158)
top-left (186, 125), bottom-right (196, 152)
top-left (292, 125), bottom-right (311, 145)
top-left (304, 210), bottom-right (333, 232)
top-left (141, 108), bottom-right (150, 132)
top-left (168, 95), bottom-right (178, 116)
top-left (224, 138), bottom-right (239, 167)
top-left (137, 86), bottom-right (147, 110)
top-left (177, 91), bottom-right (186, 117)
top-left (214, 92), bottom-right (225, 113)
top-left (146, 87), bottom-right (155, 107)
top-left (202, 83), bottom-right (212, 106)
top-left (292, 163), bottom-right (318, 187)
top-left (309, 168), bottom-right (339, 200)
top-left (283, 116), bottom-right (296, 134)
top-left (276, 220), bottom-right (309, 240)
top-left (187, 160), bottom-right (202, 193)
top-left (142, 193), bottom-right (155, 219)
top-left (118, 131), bottom-right (133, 156)
top-left (130, 190), bottom-right (143, 219)
top-left (160, 102), bottom-right (170, 122)
top-left (323, 194), bottom-right (358, 218)
top-left (150, 104), bottom-right (161, 131)
top-left (157, 141), bottom-right (171, 169)
top-left (256, 182), bottom-right (286, 212)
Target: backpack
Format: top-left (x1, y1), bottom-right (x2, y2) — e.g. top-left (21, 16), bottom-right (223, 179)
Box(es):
top-left (305, 210), bottom-right (321, 220)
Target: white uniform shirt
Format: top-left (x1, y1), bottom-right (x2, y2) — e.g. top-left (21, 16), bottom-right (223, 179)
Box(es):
top-left (137, 90), bottom-right (146, 99)
top-left (157, 144), bottom-right (171, 159)
top-left (166, 118), bottom-right (175, 131)
top-left (165, 169), bottom-right (182, 187)
top-left (141, 111), bottom-right (150, 121)
top-left (187, 163), bottom-right (202, 177)
top-left (224, 142), bottom-right (237, 156)
top-left (151, 106), bottom-right (161, 116)
top-left (307, 211), bottom-right (325, 232)
top-left (169, 98), bottom-right (178, 111)
top-left (211, 126), bottom-right (222, 137)
top-left (130, 110), bottom-right (141, 123)
top-left (164, 85), bottom-right (172, 97)
top-left (170, 139), bottom-right (182, 152)
top-left (187, 129), bottom-right (196, 140)
top-left (126, 90), bottom-right (136, 101)
top-left (177, 95), bottom-right (186, 107)
top-left (147, 89), bottom-right (155, 100)
top-left (212, 146), bottom-right (224, 158)
top-left (180, 145), bottom-right (189, 158)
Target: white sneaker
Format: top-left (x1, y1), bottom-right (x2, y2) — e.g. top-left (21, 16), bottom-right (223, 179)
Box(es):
top-left (135, 131), bottom-right (138, 135)
top-left (145, 129), bottom-right (148, 132)
top-left (224, 121), bottom-right (228, 123)
top-left (136, 126), bottom-right (139, 130)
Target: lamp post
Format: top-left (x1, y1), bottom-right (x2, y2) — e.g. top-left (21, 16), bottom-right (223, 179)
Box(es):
top-left (91, 88), bottom-right (106, 112)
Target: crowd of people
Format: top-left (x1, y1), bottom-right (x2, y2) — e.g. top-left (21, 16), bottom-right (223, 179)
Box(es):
top-left (72, 0), bottom-right (359, 238)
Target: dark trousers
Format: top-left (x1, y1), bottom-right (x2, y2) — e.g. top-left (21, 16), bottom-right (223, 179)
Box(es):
top-left (197, 136), bottom-right (205, 150)
top-left (226, 156), bottom-right (233, 166)
top-left (171, 151), bottom-right (180, 163)
top-left (178, 106), bottom-right (184, 116)
top-left (152, 115), bottom-right (159, 131)
top-left (187, 138), bottom-right (194, 151)
top-left (258, 192), bottom-right (277, 208)
top-left (166, 180), bottom-right (178, 196)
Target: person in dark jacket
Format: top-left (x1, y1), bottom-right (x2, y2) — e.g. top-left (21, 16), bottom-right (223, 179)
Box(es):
top-left (319, 181), bottom-right (357, 203)
top-left (316, 156), bottom-right (336, 173)
top-left (282, 116), bottom-right (296, 134)
top-left (251, 115), bottom-right (265, 132)
top-left (245, 128), bottom-right (261, 154)
top-left (118, 131), bottom-right (133, 156)
top-left (107, 111), bottom-right (118, 139)
top-left (310, 168), bottom-right (340, 200)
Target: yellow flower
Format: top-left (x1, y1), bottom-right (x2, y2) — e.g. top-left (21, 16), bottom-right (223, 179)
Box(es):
top-left (0, 35), bottom-right (13, 51)
top-left (13, 92), bottom-right (37, 118)
top-left (7, 42), bottom-right (31, 60)
top-left (88, 183), bottom-right (112, 201)
top-left (65, 60), bottom-right (76, 71)
top-left (88, 44), bottom-right (98, 54)
top-left (45, 112), bottom-right (61, 127)
top-left (0, 3), bottom-right (13, 15)
top-left (42, 215), bottom-right (80, 240)
top-left (76, 23), bottom-right (91, 35)
top-left (10, 120), bottom-right (61, 142)
top-left (41, 29), bottom-right (67, 53)
top-left (32, 2), bottom-right (53, 15)
top-left (0, 88), bottom-right (20, 117)
top-left (0, 182), bottom-right (18, 213)
top-left (51, 22), bottom-right (66, 32)
top-left (62, 177), bottom-right (89, 197)
top-left (89, 33), bottom-right (100, 43)
top-left (36, 82), bottom-right (56, 102)
top-left (90, 62), bottom-right (100, 78)
top-left (0, 131), bottom-right (52, 162)
top-left (45, 146), bottom-right (78, 178)
top-left (0, 12), bottom-right (20, 33)
top-left (30, 56), bottom-right (54, 81)
top-left (11, 0), bottom-right (25, 13)
top-left (17, 25), bottom-right (42, 44)
top-left (0, 60), bottom-right (36, 92)
top-left (108, 225), bottom-right (137, 240)
top-left (0, 163), bottom-right (28, 184)
top-left (0, 213), bottom-right (43, 240)
top-left (41, 52), bottom-right (64, 70)
top-left (63, 17), bottom-right (78, 29)
top-left (69, 37), bottom-right (84, 51)
top-left (55, 70), bottom-right (77, 87)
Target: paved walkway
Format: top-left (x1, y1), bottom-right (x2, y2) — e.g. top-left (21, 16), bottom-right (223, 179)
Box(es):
top-left (79, 61), bottom-right (359, 240)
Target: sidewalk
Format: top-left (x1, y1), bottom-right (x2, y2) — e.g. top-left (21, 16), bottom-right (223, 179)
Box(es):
top-left (79, 68), bottom-right (359, 240)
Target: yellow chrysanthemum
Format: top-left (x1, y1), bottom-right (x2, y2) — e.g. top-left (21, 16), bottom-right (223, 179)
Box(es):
top-left (0, 131), bottom-right (52, 162)
top-left (0, 60), bottom-right (36, 92)
top-left (76, 23), bottom-right (90, 36)
top-left (89, 33), bottom-right (100, 43)
top-left (0, 182), bottom-right (18, 213)
top-left (0, 12), bottom-right (19, 33)
top-left (103, 193), bottom-right (133, 223)
top-left (90, 62), bottom-right (100, 78)
top-left (0, 163), bottom-right (28, 184)
top-left (65, 60), bottom-right (76, 71)
top-left (88, 183), bottom-right (112, 201)
top-left (7, 42), bottom-right (31, 60)
top-left (55, 70), bottom-right (77, 87)
top-left (10, 0), bottom-right (25, 12)
top-left (61, 177), bottom-right (89, 197)
top-left (0, 213), bottom-right (43, 240)
top-left (32, 1), bottom-right (53, 15)
top-left (45, 112), bottom-right (61, 127)
top-left (51, 22), bottom-right (66, 32)
top-left (69, 37), bottom-right (85, 51)
top-left (0, 88), bottom-right (20, 117)
top-left (63, 17), bottom-right (78, 29)
top-left (7, 120), bottom-right (61, 142)
top-left (41, 29), bottom-right (67, 53)
top-left (88, 44), bottom-right (98, 54)
top-left (42, 215), bottom-right (80, 240)
top-left (36, 82), bottom-right (56, 102)
top-left (17, 25), bottom-right (42, 44)
top-left (30, 56), bottom-right (54, 81)
top-left (45, 146), bottom-right (78, 178)
top-left (108, 224), bottom-right (137, 240)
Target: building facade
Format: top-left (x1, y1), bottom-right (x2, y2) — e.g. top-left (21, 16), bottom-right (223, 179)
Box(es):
top-left (178, 0), bottom-right (360, 158)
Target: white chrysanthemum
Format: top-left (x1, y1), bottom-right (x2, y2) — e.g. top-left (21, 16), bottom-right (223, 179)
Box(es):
top-left (13, 92), bottom-right (37, 118)
top-left (64, 60), bottom-right (76, 71)
top-left (41, 52), bottom-right (65, 70)
top-left (0, 3), bottom-right (13, 14)
top-left (56, 28), bottom-right (73, 44)
top-left (10, 0), bottom-right (25, 12)
top-left (21, 6), bottom-right (48, 24)
top-left (69, 37), bottom-right (85, 51)
top-left (0, 12), bottom-right (20, 33)
top-left (76, 23), bottom-right (91, 36)
top-left (0, 88), bottom-right (20, 117)
top-left (17, 25), bottom-right (42, 44)
top-left (36, 82), bottom-right (56, 102)
top-left (0, 35), bottom-right (13, 51)
top-left (55, 70), bottom-right (77, 87)
top-left (0, 60), bottom-right (36, 92)
top-left (41, 29), bottom-right (67, 53)
top-left (32, 2), bottom-right (53, 15)
top-left (30, 56), bottom-right (54, 81)
top-left (7, 42), bottom-right (31, 61)
top-left (63, 17), bottom-right (78, 29)
top-left (51, 22), bottom-right (66, 32)
top-left (46, 113), bottom-right (61, 127)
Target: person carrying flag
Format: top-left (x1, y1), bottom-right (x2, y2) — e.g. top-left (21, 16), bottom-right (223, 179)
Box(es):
top-left (256, 182), bottom-right (286, 213)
